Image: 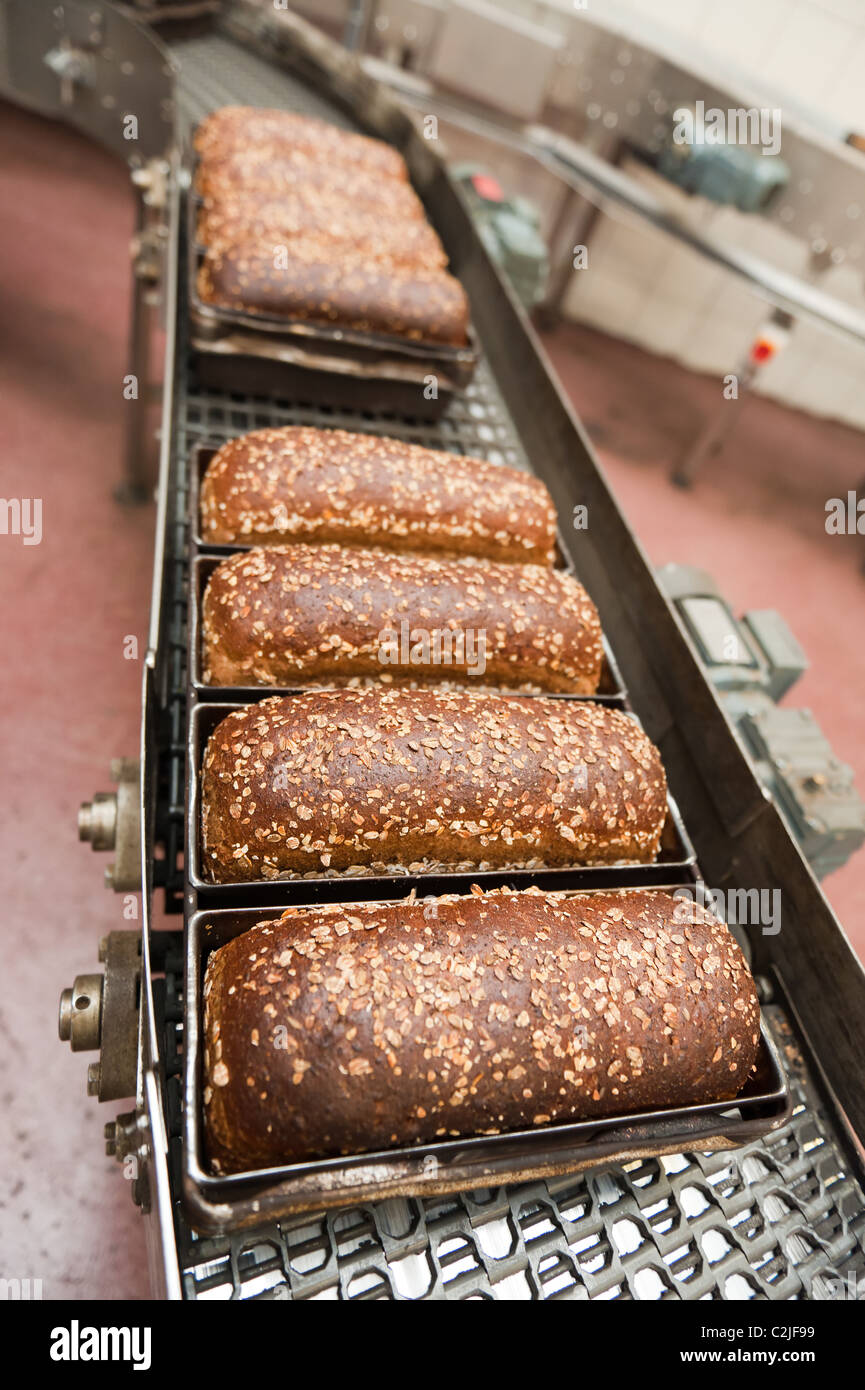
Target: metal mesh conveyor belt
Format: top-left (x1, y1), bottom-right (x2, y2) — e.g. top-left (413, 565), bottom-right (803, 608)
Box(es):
top-left (163, 983), bottom-right (865, 1300)
top-left (159, 30), bottom-right (865, 1300)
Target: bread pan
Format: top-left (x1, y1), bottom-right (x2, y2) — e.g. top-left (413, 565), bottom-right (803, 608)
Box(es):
top-left (188, 438), bottom-right (583, 575)
top-left (187, 191), bottom-right (478, 417)
top-left (188, 550), bottom-right (628, 706)
top-left (186, 698), bottom-right (697, 905)
top-left (182, 891), bottom-right (791, 1232)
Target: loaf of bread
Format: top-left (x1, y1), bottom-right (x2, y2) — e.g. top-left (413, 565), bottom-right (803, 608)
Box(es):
top-left (196, 237), bottom-right (469, 345)
top-left (196, 192), bottom-right (448, 270)
top-left (195, 149), bottom-right (426, 219)
top-left (200, 690), bottom-right (667, 881)
top-left (192, 107), bottom-right (471, 351)
top-left (194, 106), bottom-right (409, 182)
top-left (201, 543), bottom-right (604, 693)
top-left (203, 887), bottom-right (761, 1171)
top-left (199, 426), bottom-right (557, 563)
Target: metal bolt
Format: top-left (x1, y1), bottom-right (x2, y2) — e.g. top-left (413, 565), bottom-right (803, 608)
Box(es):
top-left (58, 974), bottom-right (103, 1049)
top-left (58, 989), bottom-right (73, 1042)
top-left (87, 1062), bottom-right (101, 1097)
top-left (79, 792), bottom-right (117, 849)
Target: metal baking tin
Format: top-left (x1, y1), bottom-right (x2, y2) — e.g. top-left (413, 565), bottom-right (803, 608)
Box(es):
top-left (186, 697), bottom-right (697, 904)
top-left (182, 893), bottom-right (791, 1232)
top-left (188, 438), bottom-right (582, 572)
top-left (188, 550), bottom-right (628, 705)
top-left (187, 190), bottom-right (479, 416)
top-left (186, 434), bottom-right (629, 703)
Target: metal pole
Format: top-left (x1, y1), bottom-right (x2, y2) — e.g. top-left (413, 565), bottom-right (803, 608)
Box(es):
top-left (344, 0), bottom-right (374, 52)
top-left (672, 309), bottom-right (793, 488)
top-left (117, 182), bottom-right (153, 505)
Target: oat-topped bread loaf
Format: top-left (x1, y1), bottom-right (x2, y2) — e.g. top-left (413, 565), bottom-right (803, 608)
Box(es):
top-left (196, 237), bottom-right (469, 345)
top-left (203, 887), bottom-right (761, 1170)
top-left (200, 690), bottom-right (667, 881)
top-left (199, 426), bottom-right (557, 562)
top-left (196, 192), bottom-right (448, 269)
top-left (202, 543), bottom-right (604, 693)
top-left (194, 106), bottom-right (409, 182)
top-left (195, 148), bottom-right (426, 218)
top-left (191, 108), bottom-right (471, 349)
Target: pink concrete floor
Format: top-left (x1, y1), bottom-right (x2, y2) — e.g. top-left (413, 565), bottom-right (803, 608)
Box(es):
top-left (0, 104), bottom-right (153, 1299)
top-left (0, 103), bottom-right (862, 1303)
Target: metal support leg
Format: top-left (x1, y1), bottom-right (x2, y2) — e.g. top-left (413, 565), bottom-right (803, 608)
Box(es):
top-left (672, 310), bottom-right (794, 488)
top-left (535, 183), bottom-right (604, 328)
top-left (535, 134), bottom-right (622, 329)
top-left (344, 0), bottom-right (375, 52)
top-left (117, 208), bottom-right (153, 505)
top-left (671, 359), bottom-right (758, 489)
top-left (116, 162), bottom-right (169, 505)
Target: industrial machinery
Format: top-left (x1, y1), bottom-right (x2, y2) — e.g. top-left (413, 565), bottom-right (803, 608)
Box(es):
top-left (450, 162), bottom-right (549, 309)
top-left (5, 0), bottom-right (863, 1300)
top-left (658, 565), bottom-right (865, 882)
top-left (356, 0), bottom-right (865, 484)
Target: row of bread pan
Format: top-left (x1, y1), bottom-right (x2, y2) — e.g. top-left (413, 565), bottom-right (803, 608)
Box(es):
top-left (188, 552), bottom-right (628, 706)
top-left (181, 888), bottom-right (792, 1233)
top-left (186, 438), bottom-right (629, 706)
top-left (186, 698), bottom-right (698, 906)
top-left (186, 187), bottom-right (478, 418)
top-left (187, 440), bottom-right (587, 573)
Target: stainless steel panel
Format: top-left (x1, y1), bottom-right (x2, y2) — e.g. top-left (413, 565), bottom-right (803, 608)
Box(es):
top-left (428, 0), bottom-right (563, 122)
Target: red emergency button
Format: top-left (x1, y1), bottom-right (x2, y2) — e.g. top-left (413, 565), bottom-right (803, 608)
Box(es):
top-left (471, 173), bottom-right (504, 202)
top-left (750, 338), bottom-right (776, 363)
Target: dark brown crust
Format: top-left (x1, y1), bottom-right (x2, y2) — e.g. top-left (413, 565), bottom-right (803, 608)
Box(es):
top-left (201, 543), bottom-right (604, 693)
top-left (191, 107), bottom-right (467, 346)
top-left (203, 887), bottom-right (761, 1171)
top-left (196, 194), bottom-right (448, 270)
top-left (199, 426), bottom-right (558, 563)
top-left (196, 239), bottom-right (469, 345)
top-left (195, 149), bottom-right (426, 219)
top-left (194, 107), bottom-right (409, 182)
top-left (200, 690), bottom-right (667, 881)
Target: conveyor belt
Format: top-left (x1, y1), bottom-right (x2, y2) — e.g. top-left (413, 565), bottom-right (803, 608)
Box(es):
top-left (154, 27), bottom-right (865, 1301)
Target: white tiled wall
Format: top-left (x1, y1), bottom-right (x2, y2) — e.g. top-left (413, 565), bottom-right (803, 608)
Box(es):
top-left (602, 0), bottom-right (865, 133)
top-left (554, 0), bottom-right (865, 430)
